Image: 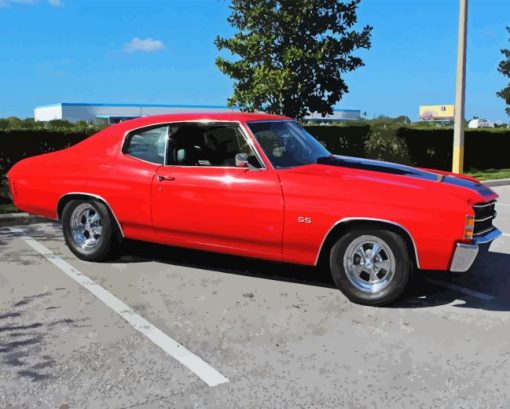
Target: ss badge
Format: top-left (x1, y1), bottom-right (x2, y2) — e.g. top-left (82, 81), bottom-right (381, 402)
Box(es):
top-left (297, 216), bottom-right (312, 224)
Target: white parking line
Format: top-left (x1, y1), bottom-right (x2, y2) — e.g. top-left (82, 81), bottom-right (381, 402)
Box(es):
top-left (425, 278), bottom-right (495, 301)
top-left (496, 203), bottom-right (510, 208)
top-left (503, 233), bottom-right (510, 237)
top-left (8, 228), bottom-right (229, 387)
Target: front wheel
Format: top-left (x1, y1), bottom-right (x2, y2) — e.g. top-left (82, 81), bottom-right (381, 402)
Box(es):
top-left (329, 229), bottom-right (412, 306)
top-left (62, 199), bottom-right (117, 262)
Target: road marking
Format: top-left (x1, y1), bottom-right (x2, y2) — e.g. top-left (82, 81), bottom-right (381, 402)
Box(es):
top-left (425, 278), bottom-right (495, 301)
top-left (8, 228), bottom-right (229, 387)
top-left (502, 233), bottom-right (510, 237)
top-left (496, 203), bottom-right (510, 208)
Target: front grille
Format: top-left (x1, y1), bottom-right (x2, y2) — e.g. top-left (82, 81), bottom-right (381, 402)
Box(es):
top-left (473, 200), bottom-right (497, 237)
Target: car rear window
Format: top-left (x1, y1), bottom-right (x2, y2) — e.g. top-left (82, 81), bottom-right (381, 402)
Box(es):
top-left (124, 125), bottom-right (168, 165)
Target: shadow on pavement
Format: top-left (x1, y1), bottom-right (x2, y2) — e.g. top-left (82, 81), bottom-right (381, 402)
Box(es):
top-left (118, 239), bottom-right (336, 289)
top-left (0, 291), bottom-right (90, 382)
top-left (117, 239), bottom-right (510, 312)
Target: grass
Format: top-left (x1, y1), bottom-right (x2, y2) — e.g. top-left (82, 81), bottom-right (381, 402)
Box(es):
top-left (466, 168), bottom-right (510, 181)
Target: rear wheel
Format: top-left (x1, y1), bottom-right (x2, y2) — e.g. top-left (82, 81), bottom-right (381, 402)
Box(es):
top-left (62, 199), bottom-right (116, 261)
top-left (329, 229), bottom-right (412, 306)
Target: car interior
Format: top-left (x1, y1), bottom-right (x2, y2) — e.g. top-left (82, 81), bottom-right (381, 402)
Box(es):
top-left (166, 124), bottom-right (262, 168)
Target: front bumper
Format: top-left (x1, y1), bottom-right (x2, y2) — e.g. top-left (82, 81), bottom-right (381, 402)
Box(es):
top-left (450, 228), bottom-right (502, 272)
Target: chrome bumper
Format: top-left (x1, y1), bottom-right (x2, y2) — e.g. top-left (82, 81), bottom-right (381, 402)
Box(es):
top-left (450, 228), bottom-right (502, 272)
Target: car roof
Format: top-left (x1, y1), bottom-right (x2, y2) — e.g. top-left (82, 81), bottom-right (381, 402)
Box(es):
top-left (117, 111), bottom-right (292, 129)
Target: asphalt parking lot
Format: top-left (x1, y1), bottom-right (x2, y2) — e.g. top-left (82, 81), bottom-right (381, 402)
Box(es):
top-left (1, 185), bottom-right (510, 409)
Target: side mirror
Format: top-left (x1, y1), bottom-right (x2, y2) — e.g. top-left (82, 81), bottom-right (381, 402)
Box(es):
top-left (235, 153), bottom-right (249, 168)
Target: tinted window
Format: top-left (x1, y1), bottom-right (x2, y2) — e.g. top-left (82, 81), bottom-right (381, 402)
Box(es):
top-left (124, 126), bottom-right (168, 165)
top-left (248, 121), bottom-right (330, 168)
top-left (166, 124), bottom-right (262, 168)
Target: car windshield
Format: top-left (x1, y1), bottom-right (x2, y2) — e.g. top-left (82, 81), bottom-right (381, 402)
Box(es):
top-left (247, 121), bottom-right (331, 168)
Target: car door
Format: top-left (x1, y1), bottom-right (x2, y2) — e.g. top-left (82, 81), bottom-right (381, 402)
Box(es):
top-left (151, 122), bottom-right (284, 259)
top-left (89, 124), bottom-right (168, 239)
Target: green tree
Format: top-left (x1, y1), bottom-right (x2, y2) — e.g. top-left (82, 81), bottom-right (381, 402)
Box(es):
top-left (215, 0), bottom-right (372, 119)
top-left (497, 27), bottom-right (510, 116)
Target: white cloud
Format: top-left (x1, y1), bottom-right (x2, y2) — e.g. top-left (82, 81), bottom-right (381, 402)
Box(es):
top-left (47, 0), bottom-right (62, 6)
top-left (124, 37), bottom-right (165, 53)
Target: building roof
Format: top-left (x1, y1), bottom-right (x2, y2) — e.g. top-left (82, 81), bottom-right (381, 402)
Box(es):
top-left (35, 102), bottom-right (232, 109)
top-left (35, 102), bottom-right (359, 113)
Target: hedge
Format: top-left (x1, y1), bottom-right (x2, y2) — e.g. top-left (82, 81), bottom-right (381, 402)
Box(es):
top-left (305, 125), bottom-right (370, 158)
top-left (1, 126), bottom-right (509, 186)
top-left (396, 128), bottom-right (510, 170)
top-left (0, 129), bottom-right (93, 178)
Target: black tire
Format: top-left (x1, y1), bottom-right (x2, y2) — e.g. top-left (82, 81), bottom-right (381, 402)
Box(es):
top-left (329, 228), bottom-right (412, 306)
top-left (62, 199), bottom-right (117, 262)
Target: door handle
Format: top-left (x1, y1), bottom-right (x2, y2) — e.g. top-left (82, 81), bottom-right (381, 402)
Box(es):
top-left (157, 175), bottom-right (175, 182)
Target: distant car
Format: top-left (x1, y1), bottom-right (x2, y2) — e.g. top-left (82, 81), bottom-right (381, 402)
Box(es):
top-left (468, 118), bottom-right (495, 129)
top-left (6, 112), bottom-right (501, 306)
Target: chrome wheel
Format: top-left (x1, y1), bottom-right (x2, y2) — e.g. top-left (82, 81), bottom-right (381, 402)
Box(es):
top-left (343, 235), bottom-right (396, 293)
top-left (69, 203), bottom-right (103, 251)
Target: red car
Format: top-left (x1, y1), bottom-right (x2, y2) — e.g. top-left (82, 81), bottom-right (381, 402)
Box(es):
top-left (6, 112), bottom-right (501, 305)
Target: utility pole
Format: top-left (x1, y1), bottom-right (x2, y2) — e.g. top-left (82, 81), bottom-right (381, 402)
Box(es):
top-left (452, 0), bottom-right (468, 174)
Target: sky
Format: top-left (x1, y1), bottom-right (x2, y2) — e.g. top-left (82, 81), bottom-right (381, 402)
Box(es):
top-left (0, 0), bottom-right (509, 121)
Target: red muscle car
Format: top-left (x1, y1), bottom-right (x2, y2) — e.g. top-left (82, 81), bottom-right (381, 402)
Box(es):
top-left (6, 112), bottom-right (501, 305)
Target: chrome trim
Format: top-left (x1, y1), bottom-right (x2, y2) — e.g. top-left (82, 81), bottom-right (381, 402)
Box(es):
top-left (450, 243), bottom-right (479, 272)
top-left (451, 228), bottom-right (501, 272)
top-left (314, 217), bottom-right (421, 269)
top-left (57, 192), bottom-right (125, 238)
top-left (473, 226), bottom-right (497, 237)
top-left (473, 200), bottom-right (496, 208)
top-left (245, 119), bottom-right (294, 124)
top-left (473, 227), bottom-right (501, 244)
top-left (121, 119), bottom-right (270, 170)
top-left (475, 214), bottom-right (495, 222)
top-left (238, 122), bottom-right (271, 170)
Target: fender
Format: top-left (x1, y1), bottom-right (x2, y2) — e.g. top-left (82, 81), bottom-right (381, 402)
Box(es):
top-left (315, 217), bottom-right (420, 268)
top-left (57, 192), bottom-right (125, 238)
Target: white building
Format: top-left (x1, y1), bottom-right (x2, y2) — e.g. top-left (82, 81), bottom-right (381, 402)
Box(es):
top-left (34, 103), bottom-right (235, 125)
top-left (468, 118), bottom-right (495, 129)
top-left (34, 102), bottom-right (361, 124)
top-left (305, 109), bottom-right (361, 123)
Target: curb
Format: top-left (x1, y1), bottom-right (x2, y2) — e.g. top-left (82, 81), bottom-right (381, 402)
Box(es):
top-left (483, 178), bottom-right (510, 187)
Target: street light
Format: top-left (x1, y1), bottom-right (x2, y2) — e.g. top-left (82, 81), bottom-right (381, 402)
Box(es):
top-left (452, 0), bottom-right (468, 174)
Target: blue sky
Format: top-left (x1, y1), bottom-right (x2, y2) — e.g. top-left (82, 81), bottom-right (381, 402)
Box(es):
top-left (0, 0), bottom-right (509, 121)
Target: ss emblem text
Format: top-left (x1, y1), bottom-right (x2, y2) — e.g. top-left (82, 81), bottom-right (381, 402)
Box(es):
top-left (297, 216), bottom-right (312, 224)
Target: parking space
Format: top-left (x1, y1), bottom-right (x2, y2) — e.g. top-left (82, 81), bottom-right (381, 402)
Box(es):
top-left (1, 186), bottom-right (510, 409)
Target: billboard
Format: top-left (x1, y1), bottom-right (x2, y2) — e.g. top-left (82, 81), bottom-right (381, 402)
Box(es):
top-left (419, 105), bottom-right (455, 120)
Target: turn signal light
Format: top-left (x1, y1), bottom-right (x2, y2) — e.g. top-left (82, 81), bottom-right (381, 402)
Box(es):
top-left (464, 215), bottom-right (475, 241)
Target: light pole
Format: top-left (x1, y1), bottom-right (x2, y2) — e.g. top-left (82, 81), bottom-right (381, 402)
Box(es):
top-left (452, 0), bottom-right (468, 174)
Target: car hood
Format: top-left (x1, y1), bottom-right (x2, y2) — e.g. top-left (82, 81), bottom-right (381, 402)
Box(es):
top-left (281, 155), bottom-right (496, 206)
top-left (315, 155), bottom-right (495, 198)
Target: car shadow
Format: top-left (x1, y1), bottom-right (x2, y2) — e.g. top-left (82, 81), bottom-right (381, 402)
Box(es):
top-left (116, 240), bottom-right (336, 289)
top-left (115, 240), bottom-right (510, 312)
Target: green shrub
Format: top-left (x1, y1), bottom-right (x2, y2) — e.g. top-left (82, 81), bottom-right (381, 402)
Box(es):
top-left (396, 128), bottom-right (510, 171)
top-left (304, 125), bottom-right (370, 157)
top-left (365, 127), bottom-right (411, 165)
top-left (0, 129), bottom-right (95, 178)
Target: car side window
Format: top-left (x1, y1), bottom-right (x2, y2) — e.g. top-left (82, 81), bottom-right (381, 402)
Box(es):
top-left (166, 124), bottom-right (262, 168)
top-left (124, 125), bottom-right (168, 165)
